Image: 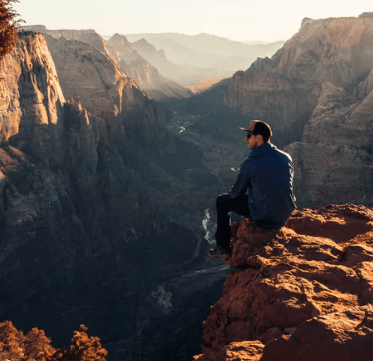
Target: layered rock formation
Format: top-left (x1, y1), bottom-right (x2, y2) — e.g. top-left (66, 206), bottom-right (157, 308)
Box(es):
top-left (22, 25), bottom-right (191, 101)
top-left (194, 203), bottom-right (373, 361)
top-left (225, 14), bottom-right (373, 208)
top-left (0, 31), bottom-right (223, 361)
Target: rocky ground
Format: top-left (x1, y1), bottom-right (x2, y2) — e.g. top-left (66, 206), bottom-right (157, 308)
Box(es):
top-left (194, 203), bottom-right (373, 361)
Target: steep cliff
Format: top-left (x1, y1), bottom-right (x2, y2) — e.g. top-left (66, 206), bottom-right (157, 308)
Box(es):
top-left (22, 25), bottom-right (122, 63)
top-left (0, 31), bottom-right (222, 361)
top-left (195, 203), bottom-right (373, 361)
top-left (44, 34), bottom-right (170, 155)
top-left (0, 31), bottom-right (157, 300)
top-left (225, 14), bottom-right (373, 208)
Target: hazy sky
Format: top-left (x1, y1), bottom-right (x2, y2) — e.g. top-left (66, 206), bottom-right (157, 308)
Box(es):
top-left (13, 0), bottom-right (372, 42)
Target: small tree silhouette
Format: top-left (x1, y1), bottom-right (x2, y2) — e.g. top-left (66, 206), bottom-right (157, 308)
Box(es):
top-left (0, 320), bottom-right (24, 360)
top-left (53, 325), bottom-right (108, 361)
top-left (0, 321), bottom-right (108, 361)
top-left (0, 0), bottom-right (23, 61)
top-left (22, 327), bottom-right (55, 361)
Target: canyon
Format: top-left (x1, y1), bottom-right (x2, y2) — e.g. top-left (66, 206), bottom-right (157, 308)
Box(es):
top-left (1, 11), bottom-right (373, 361)
top-left (0, 31), bottom-right (227, 360)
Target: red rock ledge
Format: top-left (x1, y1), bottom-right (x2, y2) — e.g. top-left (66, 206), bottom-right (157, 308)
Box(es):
top-left (194, 204), bottom-right (373, 361)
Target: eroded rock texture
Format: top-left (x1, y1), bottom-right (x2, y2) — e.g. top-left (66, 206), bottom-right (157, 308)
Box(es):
top-left (0, 31), bottom-right (221, 360)
top-left (194, 204), bottom-right (373, 361)
top-left (225, 14), bottom-right (373, 208)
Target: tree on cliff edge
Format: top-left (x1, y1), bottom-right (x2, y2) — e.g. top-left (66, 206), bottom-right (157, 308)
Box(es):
top-left (0, 0), bottom-right (23, 61)
top-left (53, 325), bottom-right (108, 361)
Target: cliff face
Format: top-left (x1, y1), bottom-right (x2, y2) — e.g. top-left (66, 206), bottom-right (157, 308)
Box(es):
top-left (225, 15), bottom-right (373, 208)
top-left (195, 203), bottom-right (373, 361)
top-left (0, 32), bottom-right (156, 296)
top-left (0, 31), bottom-right (223, 360)
top-left (226, 16), bottom-right (373, 143)
top-left (43, 34), bottom-right (171, 157)
top-left (23, 26), bottom-right (123, 64)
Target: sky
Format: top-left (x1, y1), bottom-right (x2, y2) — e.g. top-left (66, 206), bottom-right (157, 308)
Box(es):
top-left (13, 0), bottom-right (373, 42)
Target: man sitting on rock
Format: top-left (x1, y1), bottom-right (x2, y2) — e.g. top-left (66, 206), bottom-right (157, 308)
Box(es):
top-left (208, 120), bottom-right (297, 259)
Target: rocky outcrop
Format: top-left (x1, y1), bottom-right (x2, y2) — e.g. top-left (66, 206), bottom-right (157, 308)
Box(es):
top-left (225, 15), bottom-right (373, 208)
top-left (194, 203), bottom-right (373, 361)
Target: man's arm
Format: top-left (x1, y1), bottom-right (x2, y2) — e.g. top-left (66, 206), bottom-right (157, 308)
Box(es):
top-left (228, 161), bottom-right (250, 198)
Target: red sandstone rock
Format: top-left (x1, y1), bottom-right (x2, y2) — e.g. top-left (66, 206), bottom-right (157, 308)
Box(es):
top-left (195, 204), bottom-right (373, 360)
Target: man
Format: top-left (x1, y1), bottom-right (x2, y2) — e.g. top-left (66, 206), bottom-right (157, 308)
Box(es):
top-left (208, 120), bottom-right (297, 259)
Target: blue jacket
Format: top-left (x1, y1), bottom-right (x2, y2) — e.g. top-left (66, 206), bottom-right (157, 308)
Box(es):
top-left (228, 142), bottom-right (296, 229)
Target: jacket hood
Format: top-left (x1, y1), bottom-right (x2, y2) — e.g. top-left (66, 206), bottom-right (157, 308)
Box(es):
top-left (249, 142), bottom-right (277, 157)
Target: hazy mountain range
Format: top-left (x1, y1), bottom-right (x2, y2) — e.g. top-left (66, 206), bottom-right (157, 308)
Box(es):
top-left (23, 25), bottom-right (284, 93)
top-left (125, 32), bottom-right (284, 71)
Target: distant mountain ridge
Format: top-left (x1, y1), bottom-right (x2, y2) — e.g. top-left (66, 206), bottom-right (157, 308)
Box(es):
top-left (125, 32), bottom-right (285, 70)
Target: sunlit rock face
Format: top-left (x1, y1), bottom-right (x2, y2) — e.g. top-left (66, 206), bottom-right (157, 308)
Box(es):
top-left (0, 30), bottom-right (169, 353)
top-left (23, 26), bottom-right (123, 64)
top-left (194, 204), bottom-right (373, 361)
top-left (0, 32), bottom-right (65, 156)
top-left (44, 34), bottom-right (171, 158)
top-left (0, 32), bottom-right (158, 293)
top-left (225, 15), bottom-right (373, 208)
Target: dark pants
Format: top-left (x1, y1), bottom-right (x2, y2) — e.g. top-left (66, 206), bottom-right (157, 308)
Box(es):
top-left (215, 193), bottom-right (251, 250)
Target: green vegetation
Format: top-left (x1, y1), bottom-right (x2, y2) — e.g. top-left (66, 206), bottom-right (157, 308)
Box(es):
top-left (0, 0), bottom-right (23, 61)
top-left (0, 321), bottom-right (108, 360)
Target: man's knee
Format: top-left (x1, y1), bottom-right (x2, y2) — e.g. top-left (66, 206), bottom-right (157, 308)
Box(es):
top-left (216, 193), bottom-right (232, 209)
top-left (216, 193), bottom-right (231, 206)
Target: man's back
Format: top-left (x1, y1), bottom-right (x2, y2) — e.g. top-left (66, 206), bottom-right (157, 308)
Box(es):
top-left (230, 142), bottom-right (296, 228)
top-left (209, 120), bottom-right (296, 259)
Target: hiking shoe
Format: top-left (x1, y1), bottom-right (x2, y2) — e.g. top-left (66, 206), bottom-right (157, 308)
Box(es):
top-left (208, 246), bottom-right (231, 259)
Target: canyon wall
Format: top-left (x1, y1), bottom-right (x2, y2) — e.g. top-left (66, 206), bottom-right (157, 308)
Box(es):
top-left (225, 14), bottom-right (373, 208)
top-left (0, 31), bottom-right (223, 360)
